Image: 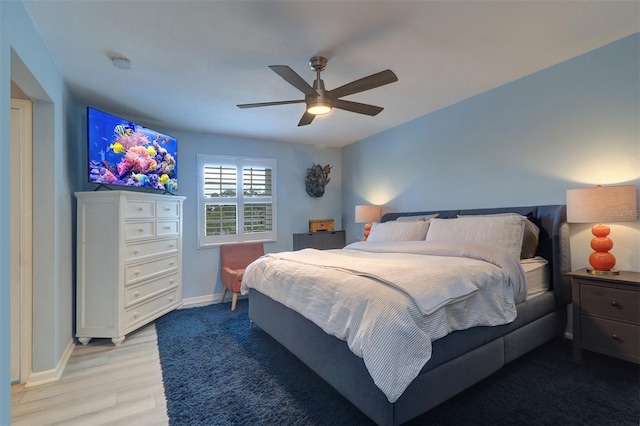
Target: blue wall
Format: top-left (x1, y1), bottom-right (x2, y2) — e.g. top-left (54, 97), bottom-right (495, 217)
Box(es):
top-left (343, 34), bottom-right (640, 272)
top-left (1, 1), bottom-right (75, 423)
top-left (150, 130), bottom-right (341, 300)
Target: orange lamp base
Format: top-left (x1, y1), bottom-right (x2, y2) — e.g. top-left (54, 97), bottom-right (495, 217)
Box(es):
top-left (363, 223), bottom-right (372, 241)
top-left (587, 224), bottom-right (619, 276)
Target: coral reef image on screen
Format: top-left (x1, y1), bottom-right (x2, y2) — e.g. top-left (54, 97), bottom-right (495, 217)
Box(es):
top-left (88, 108), bottom-right (178, 191)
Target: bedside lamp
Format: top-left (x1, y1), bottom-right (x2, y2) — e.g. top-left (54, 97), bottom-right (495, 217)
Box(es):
top-left (355, 205), bottom-right (382, 240)
top-left (566, 185), bottom-right (637, 275)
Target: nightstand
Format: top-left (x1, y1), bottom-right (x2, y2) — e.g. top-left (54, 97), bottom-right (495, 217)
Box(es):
top-left (293, 231), bottom-right (345, 251)
top-left (569, 268), bottom-right (640, 364)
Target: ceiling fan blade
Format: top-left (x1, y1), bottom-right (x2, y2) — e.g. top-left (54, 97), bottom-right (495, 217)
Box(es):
top-left (328, 69), bottom-right (398, 99)
top-left (237, 100), bottom-right (305, 109)
top-left (269, 65), bottom-right (319, 97)
top-left (297, 111), bottom-right (315, 126)
top-left (332, 99), bottom-right (384, 116)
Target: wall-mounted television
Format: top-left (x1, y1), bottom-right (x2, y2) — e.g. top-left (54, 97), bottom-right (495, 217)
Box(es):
top-left (87, 107), bottom-right (178, 192)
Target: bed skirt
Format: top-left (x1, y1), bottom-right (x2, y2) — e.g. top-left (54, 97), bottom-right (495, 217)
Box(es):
top-left (249, 288), bottom-right (566, 425)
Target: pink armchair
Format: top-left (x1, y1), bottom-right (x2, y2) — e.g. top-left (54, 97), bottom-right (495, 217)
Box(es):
top-left (220, 242), bottom-right (264, 310)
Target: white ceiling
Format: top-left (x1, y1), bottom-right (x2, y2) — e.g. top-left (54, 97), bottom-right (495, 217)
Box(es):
top-left (23, 0), bottom-right (639, 148)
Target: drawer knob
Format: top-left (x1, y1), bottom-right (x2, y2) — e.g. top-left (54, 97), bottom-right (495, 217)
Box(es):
top-left (134, 271), bottom-right (141, 276)
top-left (612, 334), bottom-right (621, 341)
top-left (610, 300), bottom-right (619, 307)
top-left (165, 226), bottom-right (171, 230)
top-left (138, 228), bottom-right (144, 232)
top-left (133, 249), bottom-right (140, 255)
top-left (134, 291), bottom-right (140, 298)
top-left (134, 311), bottom-right (139, 318)
top-left (138, 207), bottom-right (143, 211)
top-left (169, 296), bottom-right (174, 302)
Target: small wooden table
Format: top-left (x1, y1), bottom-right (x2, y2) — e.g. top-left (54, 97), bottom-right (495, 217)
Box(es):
top-left (569, 268), bottom-right (640, 364)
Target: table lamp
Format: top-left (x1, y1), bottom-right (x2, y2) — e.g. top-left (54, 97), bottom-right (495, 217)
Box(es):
top-left (566, 185), bottom-right (637, 275)
top-left (355, 205), bottom-right (382, 240)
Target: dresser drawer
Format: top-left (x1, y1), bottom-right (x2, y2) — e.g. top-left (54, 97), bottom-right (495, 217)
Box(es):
top-left (124, 288), bottom-right (179, 329)
top-left (125, 255), bottom-right (179, 284)
top-left (157, 200), bottom-right (181, 218)
top-left (124, 273), bottom-right (179, 307)
top-left (581, 316), bottom-right (639, 358)
top-left (581, 284), bottom-right (639, 324)
top-left (157, 220), bottom-right (179, 237)
top-left (125, 220), bottom-right (155, 240)
top-left (125, 238), bottom-right (179, 261)
top-left (125, 200), bottom-right (155, 219)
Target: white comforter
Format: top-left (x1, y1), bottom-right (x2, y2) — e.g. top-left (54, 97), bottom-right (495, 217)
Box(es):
top-left (241, 240), bottom-right (525, 403)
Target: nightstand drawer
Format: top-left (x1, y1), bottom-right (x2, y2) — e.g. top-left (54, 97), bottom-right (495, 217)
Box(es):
top-left (581, 316), bottom-right (639, 358)
top-left (570, 269), bottom-right (640, 364)
top-left (581, 284), bottom-right (639, 324)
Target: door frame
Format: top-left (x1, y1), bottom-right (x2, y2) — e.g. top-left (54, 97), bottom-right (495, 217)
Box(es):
top-left (11, 98), bottom-right (33, 384)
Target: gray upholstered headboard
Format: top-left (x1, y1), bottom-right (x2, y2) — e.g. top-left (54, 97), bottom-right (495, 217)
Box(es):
top-left (380, 205), bottom-right (571, 306)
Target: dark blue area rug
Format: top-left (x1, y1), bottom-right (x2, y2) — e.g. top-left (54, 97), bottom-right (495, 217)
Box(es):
top-left (156, 299), bottom-right (639, 425)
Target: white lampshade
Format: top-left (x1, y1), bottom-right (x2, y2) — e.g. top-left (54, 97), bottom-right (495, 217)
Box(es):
top-left (355, 205), bottom-right (381, 223)
top-left (566, 185), bottom-right (637, 223)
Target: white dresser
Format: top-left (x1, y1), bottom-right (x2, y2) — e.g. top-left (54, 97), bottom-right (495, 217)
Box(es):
top-left (75, 190), bottom-right (185, 345)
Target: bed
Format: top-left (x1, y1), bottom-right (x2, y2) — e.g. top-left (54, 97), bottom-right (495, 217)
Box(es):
top-left (242, 205), bottom-right (571, 425)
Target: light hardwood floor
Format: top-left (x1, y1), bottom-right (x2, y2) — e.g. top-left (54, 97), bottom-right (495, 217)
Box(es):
top-left (11, 323), bottom-right (169, 426)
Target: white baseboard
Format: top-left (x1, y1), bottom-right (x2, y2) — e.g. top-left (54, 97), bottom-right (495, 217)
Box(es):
top-left (25, 337), bottom-right (74, 388)
top-left (180, 292), bottom-right (247, 309)
top-left (180, 294), bottom-right (216, 308)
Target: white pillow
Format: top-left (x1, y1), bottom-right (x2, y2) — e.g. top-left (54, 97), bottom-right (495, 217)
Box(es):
top-left (395, 213), bottom-right (439, 222)
top-left (457, 213), bottom-right (540, 259)
top-left (368, 220), bottom-right (430, 242)
top-left (426, 215), bottom-right (525, 259)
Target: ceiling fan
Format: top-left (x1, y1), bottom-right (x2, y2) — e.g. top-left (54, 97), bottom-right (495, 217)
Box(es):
top-left (237, 56), bottom-right (398, 126)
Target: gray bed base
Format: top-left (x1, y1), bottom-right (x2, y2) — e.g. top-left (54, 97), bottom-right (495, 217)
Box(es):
top-left (248, 205), bottom-right (571, 425)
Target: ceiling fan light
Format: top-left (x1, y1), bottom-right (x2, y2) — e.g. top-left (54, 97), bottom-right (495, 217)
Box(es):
top-left (307, 103), bottom-right (332, 115)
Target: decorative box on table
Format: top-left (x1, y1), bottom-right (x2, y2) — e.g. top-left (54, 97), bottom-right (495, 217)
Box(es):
top-left (309, 219), bottom-right (334, 232)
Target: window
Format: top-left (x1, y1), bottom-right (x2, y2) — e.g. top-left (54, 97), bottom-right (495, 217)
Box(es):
top-left (198, 154), bottom-right (276, 247)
